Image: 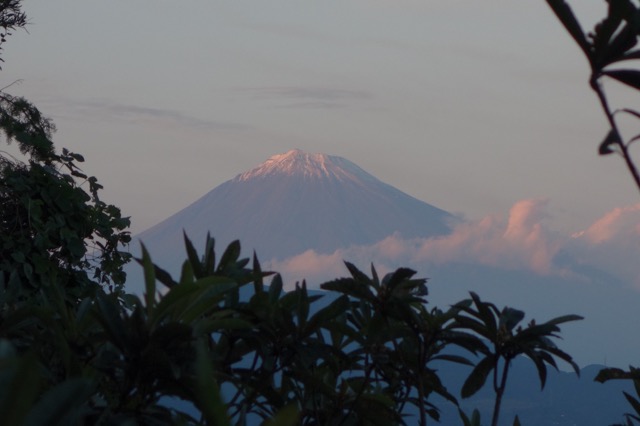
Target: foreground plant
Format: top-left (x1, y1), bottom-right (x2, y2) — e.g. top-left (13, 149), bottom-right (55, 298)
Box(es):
top-left (547, 0), bottom-right (640, 192)
top-left (453, 292), bottom-right (582, 426)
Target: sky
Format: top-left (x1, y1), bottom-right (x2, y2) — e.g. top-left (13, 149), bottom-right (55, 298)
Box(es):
top-left (4, 0), bottom-right (640, 368)
top-left (3, 0), bottom-right (639, 237)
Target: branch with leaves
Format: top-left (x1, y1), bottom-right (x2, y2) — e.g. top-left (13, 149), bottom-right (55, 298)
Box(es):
top-left (547, 0), bottom-right (640, 191)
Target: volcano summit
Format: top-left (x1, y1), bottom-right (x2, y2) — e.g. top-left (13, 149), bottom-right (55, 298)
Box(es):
top-left (135, 149), bottom-right (454, 268)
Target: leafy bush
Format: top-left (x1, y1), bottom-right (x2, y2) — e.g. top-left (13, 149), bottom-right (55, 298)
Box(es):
top-left (0, 1), bottom-right (587, 424)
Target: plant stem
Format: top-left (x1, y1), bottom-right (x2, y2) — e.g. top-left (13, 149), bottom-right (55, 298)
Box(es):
top-left (491, 359), bottom-right (511, 426)
top-left (591, 76), bottom-right (640, 192)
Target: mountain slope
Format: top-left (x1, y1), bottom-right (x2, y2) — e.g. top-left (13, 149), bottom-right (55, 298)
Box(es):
top-left (135, 149), bottom-right (454, 270)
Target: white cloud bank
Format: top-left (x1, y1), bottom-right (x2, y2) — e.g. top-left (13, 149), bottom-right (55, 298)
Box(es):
top-left (266, 200), bottom-right (640, 289)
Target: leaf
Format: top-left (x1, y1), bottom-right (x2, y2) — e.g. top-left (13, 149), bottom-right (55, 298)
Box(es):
top-left (194, 342), bottom-right (230, 426)
top-left (544, 314), bottom-right (584, 327)
top-left (604, 69), bottom-right (640, 91)
top-left (499, 307), bottom-right (525, 332)
top-left (344, 261), bottom-right (371, 283)
top-left (624, 391), bottom-right (640, 418)
top-left (469, 292), bottom-right (498, 336)
top-left (0, 353), bottom-right (41, 425)
top-left (598, 129), bottom-right (620, 155)
top-left (263, 405), bottom-right (299, 426)
top-left (202, 232), bottom-right (216, 275)
top-left (620, 49), bottom-right (640, 61)
top-left (546, 0), bottom-right (593, 61)
top-left (153, 263), bottom-right (177, 289)
top-left (269, 273), bottom-right (283, 304)
top-left (528, 352), bottom-right (549, 389)
top-left (431, 354), bottom-right (475, 366)
top-left (24, 378), bottom-right (94, 426)
top-left (321, 277), bottom-right (375, 302)
top-left (217, 240), bottom-right (241, 272)
top-left (194, 318), bottom-right (253, 336)
top-left (94, 294), bottom-right (128, 351)
top-left (595, 367), bottom-right (634, 383)
top-left (183, 232), bottom-right (204, 278)
top-left (152, 278), bottom-right (236, 325)
top-left (461, 355), bottom-right (495, 398)
top-left (305, 295), bottom-right (349, 337)
top-left (252, 251), bottom-right (264, 294)
top-left (296, 281), bottom-right (309, 326)
top-left (382, 267), bottom-right (417, 289)
top-left (592, 0), bottom-right (638, 66)
top-left (138, 244), bottom-right (156, 314)
top-left (513, 414), bottom-right (522, 426)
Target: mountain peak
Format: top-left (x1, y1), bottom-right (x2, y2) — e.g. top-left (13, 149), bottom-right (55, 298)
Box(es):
top-left (136, 149), bottom-right (453, 265)
top-left (235, 149), bottom-right (360, 181)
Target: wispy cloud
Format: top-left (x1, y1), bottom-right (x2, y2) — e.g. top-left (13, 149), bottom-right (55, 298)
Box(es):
top-left (236, 86), bottom-right (372, 109)
top-left (41, 97), bottom-right (249, 132)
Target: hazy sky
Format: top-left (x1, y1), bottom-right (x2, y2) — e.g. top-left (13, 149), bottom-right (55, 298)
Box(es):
top-left (7, 0), bottom-right (640, 368)
top-left (4, 0), bottom-right (638, 236)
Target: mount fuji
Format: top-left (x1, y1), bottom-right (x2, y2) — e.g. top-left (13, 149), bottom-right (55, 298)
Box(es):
top-left (134, 149), bottom-right (454, 272)
top-left (127, 149), bottom-right (640, 424)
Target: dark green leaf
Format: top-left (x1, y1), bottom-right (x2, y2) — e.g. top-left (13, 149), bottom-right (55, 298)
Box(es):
top-left (24, 378), bottom-right (94, 426)
top-left (499, 307), bottom-right (525, 332)
top-left (0, 354), bottom-right (41, 425)
top-left (263, 405), bottom-right (299, 426)
top-left (544, 314), bottom-right (584, 326)
top-left (138, 244), bottom-right (156, 314)
top-left (203, 232), bottom-right (216, 274)
top-left (183, 232), bottom-right (204, 278)
top-left (194, 342), bottom-right (230, 426)
top-left (269, 273), bottom-right (283, 304)
top-left (252, 251), bottom-right (264, 294)
top-left (344, 261), bottom-right (371, 283)
top-left (595, 367), bottom-right (633, 383)
top-left (462, 355), bottom-right (495, 398)
top-left (153, 263), bottom-right (177, 289)
top-left (624, 391), bottom-right (640, 418)
top-left (217, 240), bottom-right (241, 272)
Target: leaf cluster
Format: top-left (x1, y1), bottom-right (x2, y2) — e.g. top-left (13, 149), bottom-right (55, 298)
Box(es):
top-left (0, 92), bottom-right (132, 298)
top-left (452, 293), bottom-right (581, 426)
top-left (0, 231), bottom-right (585, 425)
top-left (547, 0), bottom-right (640, 188)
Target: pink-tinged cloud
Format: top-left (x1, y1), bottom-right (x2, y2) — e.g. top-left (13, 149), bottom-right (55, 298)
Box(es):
top-left (268, 200), bottom-right (640, 290)
top-left (573, 204), bottom-right (640, 244)
top-left (569, 204), bottom-right (640, 288)
top-left (413, 199), bottom-right (561, 275)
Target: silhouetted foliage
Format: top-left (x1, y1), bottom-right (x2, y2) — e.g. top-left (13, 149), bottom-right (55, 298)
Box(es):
top-left (548, 1), bottom-right (640, 424)
top-left (547, 0), bottom-right (640, 192)
top-left (453, 293), bottom-right (581, 426)
top-left (0, 1), bottom-right (589, 425)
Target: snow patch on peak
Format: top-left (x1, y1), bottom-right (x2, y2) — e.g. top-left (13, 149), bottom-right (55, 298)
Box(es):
top-left (235, 149), bottom-right (374, 182)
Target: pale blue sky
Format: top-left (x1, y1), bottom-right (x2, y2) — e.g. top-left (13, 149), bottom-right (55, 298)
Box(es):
top-left (3, 0), bottom-right (636, 235)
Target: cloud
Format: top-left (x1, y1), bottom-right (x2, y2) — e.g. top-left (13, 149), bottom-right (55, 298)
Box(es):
top-left (41, 97), bottom-right (249, 132)
top-left (568, 204), bottom-right (640, 288)
top-left (267, 200), bottom-right (640, 290)
top-left (414, 199), bottom-right (561, 274)
top-left (236, 86), bottom-right (372, 109)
